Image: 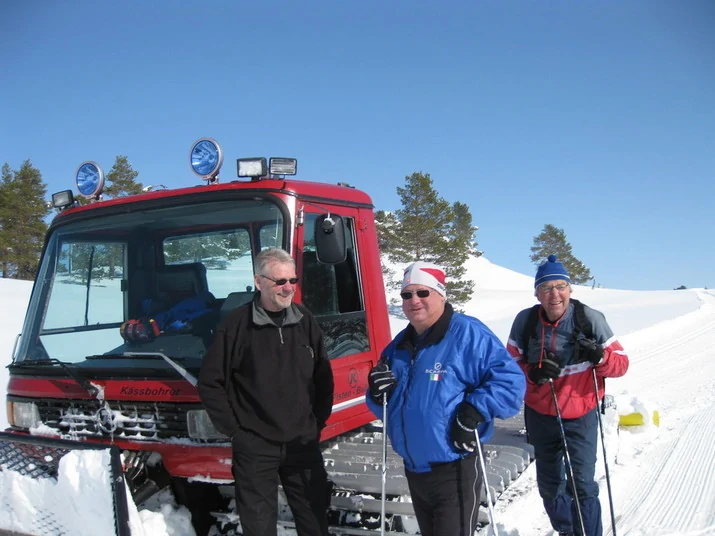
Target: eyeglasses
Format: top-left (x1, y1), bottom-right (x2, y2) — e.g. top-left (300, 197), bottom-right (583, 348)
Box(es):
top-left (537, 283), bottom-right (570, 294)
top-left (260, 274), bottom-right (300, 286)
top-left (400, 289), bottom-right (433, 300)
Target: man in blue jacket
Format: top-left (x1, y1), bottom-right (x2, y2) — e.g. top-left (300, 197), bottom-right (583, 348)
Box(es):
top-left (366, 261), bottom-right (525, 536)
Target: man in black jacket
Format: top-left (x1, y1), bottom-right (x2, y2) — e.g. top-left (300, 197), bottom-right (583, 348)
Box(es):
top-left (198, 248), bottom-right (334, 536)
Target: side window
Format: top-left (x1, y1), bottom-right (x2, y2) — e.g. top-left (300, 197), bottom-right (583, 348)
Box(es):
top-left (163, 229), bottom-right (254, 298)
top-left (302, 214), bottom-right (368, 359)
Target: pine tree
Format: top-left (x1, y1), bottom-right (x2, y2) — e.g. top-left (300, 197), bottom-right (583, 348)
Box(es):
top-left (374, 210), bottom-right (400, 253)
top-left (379, 172), bottom-right (477, 309)
top-left (0, 160), bottom-right (50, 279)
top-left (390, 172), bottom-right (452, 263)
top-left (104, 156), bottom-right (144, 198)
top-left (441, 201), bottom-right (478, 305)
top-left (530, 224), bottom-right (593, 284)
top-left (374, 210), bottom-right (401, 289)
top-left (0, 164), bottom-right (12, 278)
top-left (450, 202), bottom-right (482, 258)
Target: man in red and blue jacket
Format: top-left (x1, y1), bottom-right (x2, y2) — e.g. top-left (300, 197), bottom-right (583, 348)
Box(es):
top-left (506, 255), bottom-right (629, 536)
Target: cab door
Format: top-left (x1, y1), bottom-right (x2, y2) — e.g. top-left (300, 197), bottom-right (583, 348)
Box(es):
top-left (295, 207), bottom-right (380, 439)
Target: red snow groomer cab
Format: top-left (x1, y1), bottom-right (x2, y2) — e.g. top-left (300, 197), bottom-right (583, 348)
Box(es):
top-left (5, 139), bottom-right (391, 511)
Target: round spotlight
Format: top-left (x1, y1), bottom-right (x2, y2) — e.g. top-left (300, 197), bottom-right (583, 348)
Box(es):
top-left (190, 138), bottom-right (223, 179)
top-left (76, 161), bottom-right (105, 198)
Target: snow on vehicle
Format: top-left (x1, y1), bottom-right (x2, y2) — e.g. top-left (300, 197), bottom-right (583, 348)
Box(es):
top-left (2, 139), bottom-right (532, 535)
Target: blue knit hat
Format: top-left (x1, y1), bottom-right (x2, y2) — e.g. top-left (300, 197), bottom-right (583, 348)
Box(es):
top-left (534, 254), bottom-right (571, 288)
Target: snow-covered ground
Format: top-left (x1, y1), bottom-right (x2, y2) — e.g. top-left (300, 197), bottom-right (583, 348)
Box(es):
top-left (2, 257), bottom-right (714, 535)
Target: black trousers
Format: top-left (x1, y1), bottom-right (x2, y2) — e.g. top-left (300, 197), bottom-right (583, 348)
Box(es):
top-left (231, 428), bottom-right (329, 536)
top-left (405, 454), bottom-right (483, 536)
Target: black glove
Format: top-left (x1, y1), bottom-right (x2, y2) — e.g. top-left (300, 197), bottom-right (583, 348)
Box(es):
top-left (368, 360), bottom-right (396, 403)
top-left (577, 338), bottom-right (604, 365)
top-left (450, 402), bottom-right (485, 453)
top-left (527, 354), bottom-right (562, 385)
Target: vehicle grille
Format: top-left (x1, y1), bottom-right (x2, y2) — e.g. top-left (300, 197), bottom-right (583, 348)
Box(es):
top-left (35, 398), bottom-right (200, 441)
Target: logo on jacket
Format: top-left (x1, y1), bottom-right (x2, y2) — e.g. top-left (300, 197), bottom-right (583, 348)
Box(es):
top-left (425, 362), bottom-right (448, 381)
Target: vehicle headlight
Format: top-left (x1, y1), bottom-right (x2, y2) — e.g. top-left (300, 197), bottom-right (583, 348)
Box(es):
top-left (187, 409), bottom-right (228, 440)
top-left (8, 401), bottom-right (41, 429)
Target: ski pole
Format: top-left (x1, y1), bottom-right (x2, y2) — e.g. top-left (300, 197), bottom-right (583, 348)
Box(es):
top-left (381, 392), bottom-right (388, 536)
top-left (474, 429), bottom-right (499, 535)
top-left (549, 379), bottom-right (586, 536)
top-left (592, 368), bottom-right (617, 536)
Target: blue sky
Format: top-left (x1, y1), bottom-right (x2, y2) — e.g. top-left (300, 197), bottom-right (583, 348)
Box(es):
top-left (1, 1), bottom-right (713, 291)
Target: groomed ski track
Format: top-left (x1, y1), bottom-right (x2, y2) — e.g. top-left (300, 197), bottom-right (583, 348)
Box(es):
top-left (482, 290), bottom-right (715, 536)
top-left (603, 290), bottom-right (715, 536)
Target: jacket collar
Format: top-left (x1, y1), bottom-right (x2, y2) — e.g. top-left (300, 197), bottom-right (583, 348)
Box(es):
top-left (251, 292), bottom-right (304, 327)
top-left (397, 302), bottom-right (454, 350)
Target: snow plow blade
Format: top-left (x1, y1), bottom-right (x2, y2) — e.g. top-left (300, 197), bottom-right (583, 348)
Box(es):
top-left (0, 431), bottom-right (130, 536)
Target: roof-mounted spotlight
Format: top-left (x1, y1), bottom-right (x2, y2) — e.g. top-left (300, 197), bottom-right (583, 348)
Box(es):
top-left (76, 161), bottom-right (105, 200)
top-left (51, 190), bottom-right (76, 211)
top-left (190, 138), bottom-right (224, 183)
top-left (237, 157), bottom-right (267, 181)
top-left (269, 157), bottom-right (297, 176)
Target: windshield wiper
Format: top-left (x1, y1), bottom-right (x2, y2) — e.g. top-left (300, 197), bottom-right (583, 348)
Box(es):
top-left (84, 245), bottom-right (96, 326)
top-left (10, 358), bottom-right (99, 398)
top-left (85, 352), bottom-right (198, 387)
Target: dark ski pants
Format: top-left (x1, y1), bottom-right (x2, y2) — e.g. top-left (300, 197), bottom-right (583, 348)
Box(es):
top-left (404, 454), bottom-right (483, 536)
top-left (525, 406), bottom-right (602, 536)
top-left (231, 428), bottom-right (329, 536)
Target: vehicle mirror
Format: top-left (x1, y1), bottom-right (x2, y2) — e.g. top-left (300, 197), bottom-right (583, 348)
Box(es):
top-left (314, 214), bottom-right (347, 264)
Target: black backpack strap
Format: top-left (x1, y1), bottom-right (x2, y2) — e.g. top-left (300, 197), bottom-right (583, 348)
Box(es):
top-left (570, 298), bottom-right (594, 363)
top-left (521, 304), bottom-right (541, 358)
top-left (570, 299), bottom-right (593, 339)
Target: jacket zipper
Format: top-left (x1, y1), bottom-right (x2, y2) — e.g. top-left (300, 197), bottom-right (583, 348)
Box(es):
top-left (400, 348), bottom-right (420, 469)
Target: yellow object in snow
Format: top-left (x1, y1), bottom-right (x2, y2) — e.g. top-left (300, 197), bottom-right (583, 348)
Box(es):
top-left (619, 410), bottom-right (660, 427)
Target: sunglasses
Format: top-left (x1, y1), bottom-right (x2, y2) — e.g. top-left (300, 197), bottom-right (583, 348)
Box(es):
top-left (400, 289), bottom-right (433, 300)
top-left (260, 274), bottom-right (300, 286)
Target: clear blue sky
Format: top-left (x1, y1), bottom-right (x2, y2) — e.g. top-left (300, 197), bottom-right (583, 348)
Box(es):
top-left (1, 1), bottom-right (713, 291)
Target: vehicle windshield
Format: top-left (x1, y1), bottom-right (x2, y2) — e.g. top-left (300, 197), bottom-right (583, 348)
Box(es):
top-left (15, 197), bottom-right (285, 364)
